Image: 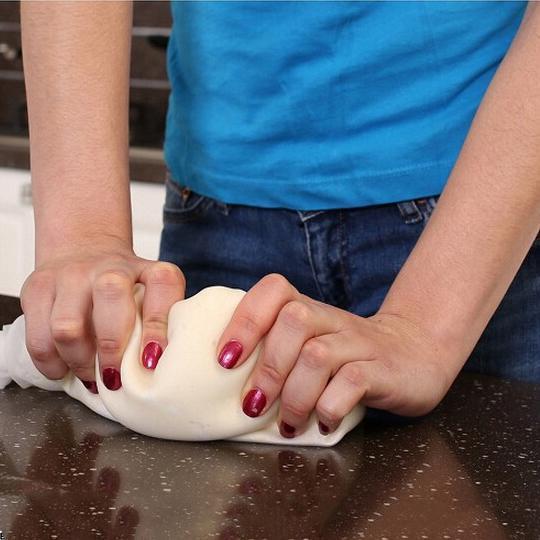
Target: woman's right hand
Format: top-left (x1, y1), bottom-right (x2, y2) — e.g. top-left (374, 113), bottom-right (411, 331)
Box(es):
top-left (20, 239), bottom-right (185, 392)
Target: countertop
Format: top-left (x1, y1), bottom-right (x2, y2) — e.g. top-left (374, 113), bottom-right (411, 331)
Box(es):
top-left (0, 294), bottom-right (538, 539)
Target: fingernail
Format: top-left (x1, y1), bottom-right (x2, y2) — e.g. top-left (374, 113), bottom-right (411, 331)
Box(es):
top-left (280, 421), bottom-right (296, 438)
top-left (242, 388), bottom-right (267, 417)
top-left (218, 340), bottom-right (243, 369)
top-left (142, 341), bottom-right (163, 370)
top-left (102, 367), bottom-right (122, 390)
top-left (318, 421), bottom-right (330, 435)
top-left (81, 380), bottom-right (99, 394)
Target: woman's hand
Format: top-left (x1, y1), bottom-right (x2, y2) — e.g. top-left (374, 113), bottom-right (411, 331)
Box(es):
top-left (20, 236), bottom-right (185, 391)
top-left (20, 2), bottom-right (174, 392)
top-left (217, 274), bottom-right (455, 438)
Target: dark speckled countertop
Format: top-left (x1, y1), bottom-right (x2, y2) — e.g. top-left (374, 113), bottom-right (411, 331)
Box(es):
top-left (0, 294), bottom-right (538, 539)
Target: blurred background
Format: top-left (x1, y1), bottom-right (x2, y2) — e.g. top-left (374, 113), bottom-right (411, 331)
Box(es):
top-left (0, 1), bottom-right (171, 296)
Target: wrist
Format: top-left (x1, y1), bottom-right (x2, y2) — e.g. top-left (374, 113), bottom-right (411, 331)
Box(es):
top-left (372, 305), bottom-right (467, 385)
top-left (36, 228), bottom-right (134, 267)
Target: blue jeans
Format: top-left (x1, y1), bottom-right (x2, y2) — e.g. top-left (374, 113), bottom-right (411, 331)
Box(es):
top-left (159, 176), bottom-right (540, 383)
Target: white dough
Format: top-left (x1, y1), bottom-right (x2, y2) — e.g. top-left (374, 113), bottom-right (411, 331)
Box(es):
top-left (0, 285), bottom-right (364, 446)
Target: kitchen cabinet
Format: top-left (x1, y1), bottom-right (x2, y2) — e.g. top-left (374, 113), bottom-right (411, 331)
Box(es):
top-left (0, 167), bottom-right (165, 296)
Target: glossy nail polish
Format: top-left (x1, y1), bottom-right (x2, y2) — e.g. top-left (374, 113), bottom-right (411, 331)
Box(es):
top-left (142, 341), bottom-right (163, 370)
top-left (242, 388), bottom-right (267, 417)
top-left (318, 421), bottom-right (330, 435)
top-left (218, 340), bottom-right (243, 369)
top-left (81, 380), bottom-right (99, 394)
top-left (102, 367), bottom-right (122, 390)
top-left (280, 421), bottom-right (296, 438)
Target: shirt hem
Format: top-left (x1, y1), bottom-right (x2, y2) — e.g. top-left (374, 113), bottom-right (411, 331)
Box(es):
top-left (164, 159), bottom-right (456, 211)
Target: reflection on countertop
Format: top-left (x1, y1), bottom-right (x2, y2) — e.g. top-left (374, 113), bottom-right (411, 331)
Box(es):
top-left (0, 295), bottom-right (538, 539)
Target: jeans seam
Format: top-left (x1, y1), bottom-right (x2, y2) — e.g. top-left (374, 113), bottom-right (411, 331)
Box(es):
top-left (338, 210), bottom-right (352, 308)
top-left (301, 220), bottom-right (325, 303)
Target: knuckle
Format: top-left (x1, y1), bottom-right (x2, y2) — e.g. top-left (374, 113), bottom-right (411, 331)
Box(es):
top-left (282, 398), bottom-right (310, 419)
top-left (280, 301), bottom-right (311, 330)
top-left (258, 359), bottom-right (285, 387)
top-left (143, 314), bottom-right (168, 333)
top-left (146, 262), bottom-right (184, 287)
top-left (95, 270), bottom-right (131, 299)
top-left (29, 270), bottom-right (55, 290)
top-left (26, 336), bottom-right (57, 363)
top-left (97, 338), bottom-right (122, 356)
top-left (236, 313), bottom-right (261, 336)
top-left (340, 363), bottom-right (365, 389)
top-left (51, 318), bottom-right (85, 343)
top-left (316, 403), bottom-right (342, 425)
top-left (21, 270), bottom-right (55, 300)
top-left (65, 357), bottom-right (93, 374)
top-left (299, 339), bottom-right (328, 371)
top-left (261, 273), bottom-right (291, 295)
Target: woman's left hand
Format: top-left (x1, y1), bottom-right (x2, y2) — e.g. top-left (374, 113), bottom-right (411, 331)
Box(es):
top-left (216, 274), bottom-right (456, 439)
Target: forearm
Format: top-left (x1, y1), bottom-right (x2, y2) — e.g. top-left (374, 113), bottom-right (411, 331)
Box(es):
top-left (21, 1), bottom-right (134, 264)
top-left (381, 4), bottom-right (540, 379)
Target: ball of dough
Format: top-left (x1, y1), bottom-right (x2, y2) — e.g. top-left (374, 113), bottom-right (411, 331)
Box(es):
top-left (93, 285), bottom-right (364, 446)
top-left (1, 285), bottom-right (364, 446)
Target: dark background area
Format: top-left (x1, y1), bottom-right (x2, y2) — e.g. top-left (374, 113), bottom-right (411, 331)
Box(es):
top-left (0, 1), bottom-right (170, 182)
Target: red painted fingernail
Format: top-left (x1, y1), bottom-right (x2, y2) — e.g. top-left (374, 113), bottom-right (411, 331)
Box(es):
top-left (242, 388), bottom-right (267, 417)
top-left (218, 340), bottom-right (243, 369)
top-left (280, 422), bottom-right (296, 438)
top-left (142, 341), bottom-right (163, 370)
top-left (81, 380), bottom-right (99, 394)
top-left (102, 367), bottom-right (122, 390)
top-left (318, 421), bottom-right (330, 435)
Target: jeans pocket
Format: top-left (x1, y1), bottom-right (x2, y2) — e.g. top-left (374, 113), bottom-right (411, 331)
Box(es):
top-left (163, 173), bottom-right (227, 224)
top-left (396, 196), bottom-right (439, 225)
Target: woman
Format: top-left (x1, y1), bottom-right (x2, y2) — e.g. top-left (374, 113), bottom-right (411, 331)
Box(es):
top-left (20, 2), bottom-right (539, 439)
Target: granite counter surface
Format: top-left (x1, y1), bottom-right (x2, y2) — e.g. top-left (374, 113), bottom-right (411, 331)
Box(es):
top-left (0, 294), bottom-right (538, 539)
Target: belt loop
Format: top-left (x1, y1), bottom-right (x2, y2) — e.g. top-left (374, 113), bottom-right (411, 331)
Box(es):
top-left (397, 201), bottom-right (422, 224)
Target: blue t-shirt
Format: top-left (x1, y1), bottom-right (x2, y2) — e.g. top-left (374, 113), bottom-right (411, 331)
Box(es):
top-left (164, 1), bottom-right (526, 210)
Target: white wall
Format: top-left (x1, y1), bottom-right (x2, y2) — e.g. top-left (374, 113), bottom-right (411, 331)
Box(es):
top-left (0, 167), bottom-right (165, 297)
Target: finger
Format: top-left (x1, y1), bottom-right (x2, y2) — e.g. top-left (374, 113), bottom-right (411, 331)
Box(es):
top-left (316, 364), bottom-right (370, 435)
top-left (279, 331), bottom-right (375, 438)
top-left (50, 271), bottom-right (96, 385)
top-left (241, 300), bottom-right (340, 420)
top-left (316, 354), bottom-right (392, 435)
top-left (216, 274), bottom-right (299, 369)
top-left (20, 271), bottom-right (67, 379)
top-left (138, 262), bottom-right (185, 370)
top-left (92, 269), bottom-right (137, 390)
